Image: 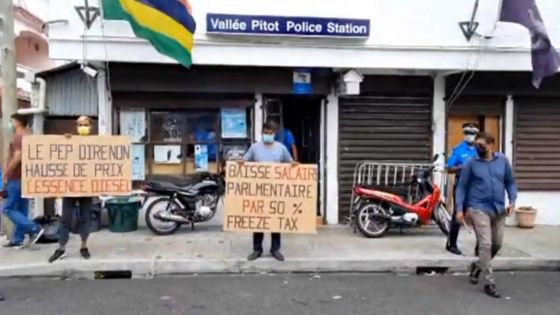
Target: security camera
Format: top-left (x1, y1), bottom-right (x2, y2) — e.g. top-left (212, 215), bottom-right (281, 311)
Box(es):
top-left (81, 64), bottom-right (98, 78)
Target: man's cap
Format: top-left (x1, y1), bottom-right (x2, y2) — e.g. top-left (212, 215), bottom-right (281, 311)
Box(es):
top-left (462, 122), bottom-right (479, 133)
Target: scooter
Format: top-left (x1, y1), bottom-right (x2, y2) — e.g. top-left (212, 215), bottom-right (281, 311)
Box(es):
top-left (351, 156), bottom-right (451, 238)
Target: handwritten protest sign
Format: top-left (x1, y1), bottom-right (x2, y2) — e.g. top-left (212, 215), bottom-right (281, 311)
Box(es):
top-left (22, 135), bottom-right (132, 198)
top-left (224, 162), bottom-right (318, 234)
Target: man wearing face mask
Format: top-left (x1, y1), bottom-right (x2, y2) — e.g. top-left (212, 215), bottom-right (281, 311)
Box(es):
top-left (444, 123), bottom-right (479, 256)
top-left (240, 121), bottom-right (296, 262)
top-left (455, 132), bottom-right (517, 298)
top-left (49, 116), bottom-right (94, 263)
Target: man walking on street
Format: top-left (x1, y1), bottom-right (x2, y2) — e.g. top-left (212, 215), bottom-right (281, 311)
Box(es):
top-left (445, 123), bottom-right (479, 255)
top-left (241, 121), bottom-right (296, 262)
top-left (49, 116), bottom-right (95, 263)
top-left (2, 114), bottom-right (43, 248)
top-left (455, 132), bottom-right (517, 298)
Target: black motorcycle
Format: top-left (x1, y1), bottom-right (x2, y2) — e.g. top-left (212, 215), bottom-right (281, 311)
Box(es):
top-left (142, 172), bottom-right (225, 235)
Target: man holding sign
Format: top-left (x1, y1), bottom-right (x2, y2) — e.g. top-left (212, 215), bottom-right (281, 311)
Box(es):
top-left (49, 116), bottom-right (95, 263)
top-left (239, 121), bottom-right (297, 262)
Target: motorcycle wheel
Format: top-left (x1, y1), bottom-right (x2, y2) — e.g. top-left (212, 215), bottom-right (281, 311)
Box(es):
top-left (145, 197), bottom-right (181, 236)
top-left (355, 203), bottom-right (389, 238)
top-left (433, 204), bottom-right (451, 236)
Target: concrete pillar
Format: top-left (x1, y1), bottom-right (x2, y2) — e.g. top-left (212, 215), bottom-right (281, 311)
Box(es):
top-left (254, 93), bottom-right (263, 142)
top-left (325, 88), bottom-right (339, 225)
top-left (504, 95), bottom-right (514, 161)
top-left (97, 69), bottom-right (112, 135)
top-left (432, 75), bottom-right (446, 165)
top-left (504, 95), bottom-right (516, 226)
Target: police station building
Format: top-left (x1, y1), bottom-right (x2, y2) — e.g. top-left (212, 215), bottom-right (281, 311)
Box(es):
top-left (44, 0), bottom-right (560, 225)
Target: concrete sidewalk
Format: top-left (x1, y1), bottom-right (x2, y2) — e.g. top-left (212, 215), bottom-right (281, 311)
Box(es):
top-left (1, 224), bottom-right (559, 279)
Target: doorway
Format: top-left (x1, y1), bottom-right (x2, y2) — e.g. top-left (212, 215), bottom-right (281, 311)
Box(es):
top-left (447, 115), bottom-right (502, 154)
top-left (263, 96), bottom-right (323, 217)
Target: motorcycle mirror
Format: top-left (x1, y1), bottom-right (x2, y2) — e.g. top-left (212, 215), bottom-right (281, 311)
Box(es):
top-left (432, 154), bottom-right (440, 162)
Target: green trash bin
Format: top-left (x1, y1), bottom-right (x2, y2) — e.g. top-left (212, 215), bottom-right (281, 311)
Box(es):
top-left (106, 197), bottom-right (141, 233)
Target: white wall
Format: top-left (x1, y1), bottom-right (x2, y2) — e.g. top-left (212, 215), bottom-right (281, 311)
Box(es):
top-left (516, 192), bottom-right (560, 225)
top-left (47, 0), bottom-right (560, 71)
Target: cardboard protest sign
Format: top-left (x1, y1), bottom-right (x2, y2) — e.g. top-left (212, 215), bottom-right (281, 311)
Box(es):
top-left (224, 162), bottom-right (318, 234)
top-left (22, 135), bottom-right (132, 198)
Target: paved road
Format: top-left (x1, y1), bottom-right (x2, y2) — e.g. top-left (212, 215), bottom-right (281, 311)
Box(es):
top-left (1, 272), bottom-right (558, 315)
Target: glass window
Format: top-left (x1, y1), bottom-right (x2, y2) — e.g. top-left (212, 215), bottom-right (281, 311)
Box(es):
top-left (135, 107), bottom-right (252, 179)
top-left (186, 111), bottom-right (218, 162)
top-left (151, 112), bottom-right (184, 143)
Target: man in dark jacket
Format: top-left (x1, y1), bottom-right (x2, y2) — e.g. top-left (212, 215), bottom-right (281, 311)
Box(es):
top-left (455, 132), bottom-right (517, 298)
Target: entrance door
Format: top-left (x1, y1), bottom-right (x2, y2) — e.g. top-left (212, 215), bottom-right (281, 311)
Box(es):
top-left (263, 95), bottom-right (324, 219)
top-left (447, 115), bottom-right (502, 154)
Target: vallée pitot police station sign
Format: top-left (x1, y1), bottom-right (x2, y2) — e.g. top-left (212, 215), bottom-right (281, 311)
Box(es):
top-left (206, 13), bottom-right (370, 38)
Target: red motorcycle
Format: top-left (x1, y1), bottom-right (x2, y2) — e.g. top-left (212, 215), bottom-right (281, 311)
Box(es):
top-left (351, 160), bottom-right (451, 238)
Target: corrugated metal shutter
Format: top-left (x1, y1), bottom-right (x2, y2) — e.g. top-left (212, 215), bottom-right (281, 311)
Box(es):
top-left (514, 97), bottom-right (560, 190)
top-left (46, 68), bottom-right (98, 116)
top-left (338, 96), bottom-right (433, 215)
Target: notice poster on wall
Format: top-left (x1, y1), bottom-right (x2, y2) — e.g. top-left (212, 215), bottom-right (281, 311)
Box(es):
top-left (120, 109), bottom-right (146, 142)
top-left (22, 135), bottom-right (132, 198)
top-left (131, 144), bottom-right (145, 181)
top-left (223, 162), bottom-right (318, 234)
top-left (221, 108), bottom-right (247, 139)
top-left (194, 144), bottom-right (209, 172)
top-left (154, 145), bottom-right (182, 164)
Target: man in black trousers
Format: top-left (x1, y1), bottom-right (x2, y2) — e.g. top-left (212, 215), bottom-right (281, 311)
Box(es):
top-left (445, 123), bottom-right (479, 255)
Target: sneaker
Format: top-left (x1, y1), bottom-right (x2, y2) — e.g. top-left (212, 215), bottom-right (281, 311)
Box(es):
top-left (48, 249), bottom-right (66, 263)
top-left (247, 250), bottom-right (263, 261)
top-left (469, 262), bottom-right (481, 285)
top-left (484, 284), bottom-right (502, 299)
top-left (80, 248), bottom-right (91, 260)
top-left (3, 242), bottom-right (23, 249)
top-left (28, 228), bottom-right (45, 247)
top-left (270, 250), bottom-right (285, 262)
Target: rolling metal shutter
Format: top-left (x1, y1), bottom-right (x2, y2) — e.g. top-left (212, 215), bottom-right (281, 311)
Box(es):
top-left (514, 97), bottom-right (560, 190)
top-left (338, 96), bottom-right (433, 216)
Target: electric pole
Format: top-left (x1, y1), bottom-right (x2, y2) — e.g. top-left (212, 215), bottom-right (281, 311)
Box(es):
top-left (0, 0), bottom-right (17, 165)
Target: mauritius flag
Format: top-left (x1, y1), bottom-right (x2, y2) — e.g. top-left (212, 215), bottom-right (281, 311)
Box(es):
top-left (102, 0), bottom-right (196, 67)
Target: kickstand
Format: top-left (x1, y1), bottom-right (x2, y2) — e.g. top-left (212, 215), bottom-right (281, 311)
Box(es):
top-left (191, 222), bottom-right (195, 231)
top-left (399, 225), bottom-right (404, 235)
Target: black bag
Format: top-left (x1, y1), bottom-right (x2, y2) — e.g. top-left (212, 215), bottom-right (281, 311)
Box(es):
top-left (33, 215), bottom-right (62, 244)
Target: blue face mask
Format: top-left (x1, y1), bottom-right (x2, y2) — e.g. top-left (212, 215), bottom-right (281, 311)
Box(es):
top-left (262, 134), bottom-right (275, 144)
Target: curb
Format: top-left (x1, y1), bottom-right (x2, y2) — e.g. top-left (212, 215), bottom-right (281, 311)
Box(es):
top-left (1, 257), bottom-right (559, 279)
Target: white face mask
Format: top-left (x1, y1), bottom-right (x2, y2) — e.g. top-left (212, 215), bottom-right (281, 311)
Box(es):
top-left (464, 134), bottom-right (476, 143)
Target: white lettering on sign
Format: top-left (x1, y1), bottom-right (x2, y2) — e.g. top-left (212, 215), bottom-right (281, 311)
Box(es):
top-left (286, 21), bottom-right (322, 33)
top-left (210, 18), bottom-right (248, 31)
top-left (251, 20), bottom-right (280, 32)
top-left (327, 22), bottom-right (368, 35)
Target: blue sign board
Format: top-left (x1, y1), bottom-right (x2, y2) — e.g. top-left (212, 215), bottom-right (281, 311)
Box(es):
top-left (206, 14), bottom-right (370, 38)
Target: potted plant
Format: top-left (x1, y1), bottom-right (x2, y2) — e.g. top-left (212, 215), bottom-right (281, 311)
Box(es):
top-left (515, 206), bottom-right (538, 229)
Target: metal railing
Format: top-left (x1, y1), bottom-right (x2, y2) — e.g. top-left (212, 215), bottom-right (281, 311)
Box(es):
top-left (349, 161), bottom-right (456, 214)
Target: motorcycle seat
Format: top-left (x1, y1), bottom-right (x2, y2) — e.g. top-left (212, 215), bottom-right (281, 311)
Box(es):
top-left (148, 181), bottom-right (194, 192)
top-left (361, 185), bottom-right (409, 197)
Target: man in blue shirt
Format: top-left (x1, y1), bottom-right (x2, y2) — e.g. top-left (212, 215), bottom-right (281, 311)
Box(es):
top-left (271, 120), bottom-right (298, 161)
top-left (242, 121), bottom-right (295, 262)
top-left (445, 123), bottom-right (479, 255)
top-left (456, 132), bottom-right (517, 298)
top-left (194, 129), bottom-right (217, 162)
